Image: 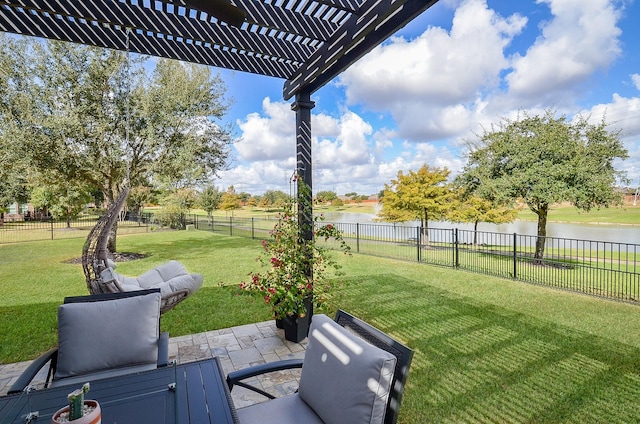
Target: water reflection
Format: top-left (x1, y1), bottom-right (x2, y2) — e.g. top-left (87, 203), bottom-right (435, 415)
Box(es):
top-left (323, 212), bottom-right (640, 244)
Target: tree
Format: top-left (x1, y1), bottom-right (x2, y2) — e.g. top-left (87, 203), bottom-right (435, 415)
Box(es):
top-left (379, 165), bottom-right (454, 244)
top-left (30, 182), bottom-right (92, 227)
top-left (198, 186), bottom-right (222, 222)
top-left (345, 192), bottom-right (367, 204)
top-left (127, 186), bottom-right (152, 223)
top-left (315, 191), bottom-right (337, 204)
top-left (220, 186), bottom-right (242, 216)
top-left (262, 190), bottom-right (290, 209)
top-left (168, 188), bottom-right (198, 213)
top-left (459, 109), bottom-right (628, 260)
top-left (0, 40), bottom-right (234, 251)
top-left (448, 191), bottom-right (518, 245)
top-left (0, 35), bottom-right (31, 209)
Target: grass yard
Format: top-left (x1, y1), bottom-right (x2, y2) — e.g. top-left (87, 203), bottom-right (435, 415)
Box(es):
top-left (2, 230), bottom-right (640, 422)
top-left (517, 202), bottom-right (640, 225)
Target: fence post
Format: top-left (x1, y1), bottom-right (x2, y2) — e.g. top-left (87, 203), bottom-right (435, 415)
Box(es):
top-left (252, 218), bottom-right (255, 239)
top-left (417, 226), bottom-right (421, 263)
top-left (513, 232), bottom-right (517, 279)
top-left (230, 217), bottom-right (233, 237)
top-left (356, 223), bottom-right (360, 253)
top-left (50, 218), bottom-right (54, 240)
top-left (454, 228), bottom-right (459, 269)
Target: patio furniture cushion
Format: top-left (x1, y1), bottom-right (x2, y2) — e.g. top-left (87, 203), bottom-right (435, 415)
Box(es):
top-left (55, 290), bottom-right (161, 379)
top-left (298, 314), bottom-right (397, 424)
top-left (137, 260), bottom-right (188, 288)
top-left (100, 260), bottom-right (203, 296)
top-left (236, 392), bottom-right (324, 424)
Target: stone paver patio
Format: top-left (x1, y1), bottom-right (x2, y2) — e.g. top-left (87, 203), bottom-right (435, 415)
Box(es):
top-left (0, 320), bottom-right (308, 409)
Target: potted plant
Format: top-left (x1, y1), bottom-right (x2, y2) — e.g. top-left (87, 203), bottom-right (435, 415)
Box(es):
top-left (51, 383), bottom-right (101, 424)
top-left (241, 176), bottom-right (351, 342)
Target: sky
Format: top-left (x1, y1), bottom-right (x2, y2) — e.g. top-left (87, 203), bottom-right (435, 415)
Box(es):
top-left (212, 0), bottom-right (640, 197)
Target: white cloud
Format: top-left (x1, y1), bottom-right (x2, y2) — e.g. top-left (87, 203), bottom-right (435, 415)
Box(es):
top-left (315, 111), bottom-right (373, 167)
top-left (234, 98), bottom-right (295, 161)
top-left (338, 0), bottom-right (527, 141)
top-left (221, 99), bottom-right (383, 194)
top-left (506, 0), bottom-right (623, 104)
top-left (583, 93), bottom-right (640, 137)
top-left (220, 0), bottom-right (633, 196)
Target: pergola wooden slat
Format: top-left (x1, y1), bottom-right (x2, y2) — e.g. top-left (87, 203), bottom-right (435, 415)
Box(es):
top-left (0, 0), bottom-right (440, 244)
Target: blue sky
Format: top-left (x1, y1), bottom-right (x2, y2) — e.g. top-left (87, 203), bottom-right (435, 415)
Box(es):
top-left (213, 0), bottom-right (640, 196)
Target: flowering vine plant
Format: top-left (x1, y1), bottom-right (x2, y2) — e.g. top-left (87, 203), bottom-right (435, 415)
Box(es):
top-left (240, 177), bottom-right (351, 319)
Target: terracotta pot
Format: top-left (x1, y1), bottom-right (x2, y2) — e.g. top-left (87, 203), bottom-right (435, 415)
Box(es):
top-left (51, 400), bottom-right (101, 424)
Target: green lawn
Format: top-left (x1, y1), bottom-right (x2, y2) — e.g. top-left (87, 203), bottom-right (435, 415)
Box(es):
top-left (2, 230), bottom-right (640, 423)
top-left (517, 202), bottom-right (640, 225)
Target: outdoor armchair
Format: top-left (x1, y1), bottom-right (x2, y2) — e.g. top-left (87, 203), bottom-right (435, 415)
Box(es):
top-left (226, 310), bottom-right (414, 424)
top-left (8, 289), bottom-right (168, 395)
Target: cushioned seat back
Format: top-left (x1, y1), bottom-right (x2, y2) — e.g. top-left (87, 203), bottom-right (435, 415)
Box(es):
top-left (298, 314), bottom-right (397, 424)
top-left (55, 290), bottom-right (161, 380)
top-left (334, 310), bottom-right (414, 424)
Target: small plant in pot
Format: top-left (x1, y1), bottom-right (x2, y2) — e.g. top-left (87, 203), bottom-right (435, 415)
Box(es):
top-left (240, 177), bottom-right (351, 341)
top-left (51, 383), bottom-right (101, 424)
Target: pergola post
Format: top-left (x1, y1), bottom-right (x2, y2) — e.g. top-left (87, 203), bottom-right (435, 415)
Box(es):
top-left (291, 91), bottom-right (315, 243)
top-left (292, 90), bottom-right (315, 323)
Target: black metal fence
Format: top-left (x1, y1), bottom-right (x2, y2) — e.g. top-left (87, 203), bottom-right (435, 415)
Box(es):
top-left (4, 211), bottom-right (640, 304)
top-left (0, 213), bottom-right (150, 244)
top-left (189, 214), bottom-right (640, 304)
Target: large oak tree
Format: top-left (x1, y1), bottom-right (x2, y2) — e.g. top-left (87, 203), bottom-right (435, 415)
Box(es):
top-left (458, 110), bottom-right (627, 260)
top-left (0, 36), bottom-right (234, 250)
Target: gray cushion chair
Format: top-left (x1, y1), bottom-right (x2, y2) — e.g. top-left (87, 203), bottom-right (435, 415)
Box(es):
top-left (8, 289), bottom-right (168, 395)
top-left (99, 259), bottom-right (203, 303)
top-left (82, 187), bottom-right (202, 314)
top-left (227, 310), bottom-right (414, 424)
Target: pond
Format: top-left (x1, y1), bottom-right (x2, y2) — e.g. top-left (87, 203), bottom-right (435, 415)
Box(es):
top-left (323, 212), bottom-right (640, 245)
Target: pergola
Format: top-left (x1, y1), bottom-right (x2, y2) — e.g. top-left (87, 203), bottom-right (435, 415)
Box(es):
top-left (0, 0), bottom-right (439, 230)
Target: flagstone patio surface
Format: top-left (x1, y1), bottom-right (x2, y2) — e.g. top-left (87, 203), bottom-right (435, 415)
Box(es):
top-left (0, 320), bottom-right (308, 409)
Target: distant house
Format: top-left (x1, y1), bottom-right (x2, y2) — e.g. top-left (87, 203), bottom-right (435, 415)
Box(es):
top-left (2, 202), bottom-right (50, 222)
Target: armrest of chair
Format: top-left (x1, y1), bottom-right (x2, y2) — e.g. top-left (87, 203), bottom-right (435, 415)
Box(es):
top-left (7, 348), bottom-right (58, 395)
top-left (157, 332), bottom-right (169, 367)
top-left (226, 359), bottom-right (304, 399)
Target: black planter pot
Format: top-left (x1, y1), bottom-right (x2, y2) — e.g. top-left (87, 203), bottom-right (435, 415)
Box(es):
top-left (275, 318), bottom-right (284, 329)
top-left (282, 298), bottom-right (313, 342)
top-left (283, 313), bottom-right (311, 342)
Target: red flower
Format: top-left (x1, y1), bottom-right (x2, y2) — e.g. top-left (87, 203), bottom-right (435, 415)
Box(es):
top-left (271, 257), bottom-right (282, 267)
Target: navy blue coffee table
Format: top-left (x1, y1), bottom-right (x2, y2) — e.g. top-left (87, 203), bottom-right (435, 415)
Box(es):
top-left (0, 358), bottom-right (238, 423)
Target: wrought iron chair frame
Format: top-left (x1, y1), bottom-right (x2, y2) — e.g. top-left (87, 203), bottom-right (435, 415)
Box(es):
top-left (226, 310), bottom-right (414, 424)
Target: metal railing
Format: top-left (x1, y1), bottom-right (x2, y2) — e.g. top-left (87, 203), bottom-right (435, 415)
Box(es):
top-left (188, 214), bottom-right (640, 304)
top-left (4, 210), bottom-right (640, 304)
top-left (0, 213), bottom-right (150, 244)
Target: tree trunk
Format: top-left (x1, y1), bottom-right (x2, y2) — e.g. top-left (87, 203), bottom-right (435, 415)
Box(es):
top-left (422, 208), bottom-right (429, 245)
top-left (107, 221), bottom-right (118, 253)
top-left (473, 220), bottom-right (479, 246)
top-left (106, 192), bottom-right (118, 253)
top-left (534, 204), bottom-right (548, 263)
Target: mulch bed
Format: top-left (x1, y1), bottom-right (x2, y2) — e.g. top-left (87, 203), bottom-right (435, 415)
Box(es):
top-left (64, 252), bottom-right (148, 264)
